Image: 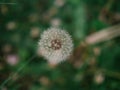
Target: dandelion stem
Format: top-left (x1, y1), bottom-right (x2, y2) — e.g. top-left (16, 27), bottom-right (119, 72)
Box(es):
top-left (0, 55), bottom-right (36, 89)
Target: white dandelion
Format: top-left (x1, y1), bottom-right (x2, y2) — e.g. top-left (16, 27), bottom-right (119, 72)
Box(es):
top-left (38, 27), bottom-right (73, 64)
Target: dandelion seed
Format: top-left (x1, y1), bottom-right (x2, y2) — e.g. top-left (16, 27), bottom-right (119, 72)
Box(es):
top-left (5, 54), bottom-right (19, 66)
top-left (38, 27), bottom-right (73, 64)
top-left (50, 18), bottom-right (61, 27)
top-left (6, 21), bottom-right (16, 30)
top-left (94, 72), bottom-right (105, 84)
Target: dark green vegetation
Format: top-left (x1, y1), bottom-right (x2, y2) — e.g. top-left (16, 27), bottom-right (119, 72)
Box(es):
top-left (0, 0), bottom-right (120, 90)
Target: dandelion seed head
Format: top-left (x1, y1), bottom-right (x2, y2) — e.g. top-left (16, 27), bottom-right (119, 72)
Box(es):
top-left (38, 27), bottom-right (73, 64)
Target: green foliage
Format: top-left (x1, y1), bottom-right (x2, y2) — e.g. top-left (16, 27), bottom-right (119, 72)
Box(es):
top-left (0, 0), bottom-right (120, 90)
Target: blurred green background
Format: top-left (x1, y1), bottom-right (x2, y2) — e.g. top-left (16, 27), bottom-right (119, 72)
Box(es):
top-left (0, 0), bottom-right (120, 90)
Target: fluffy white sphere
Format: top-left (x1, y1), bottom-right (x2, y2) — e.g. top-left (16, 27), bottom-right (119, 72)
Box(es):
top-left (38, 27), bottom-right (73, 64)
